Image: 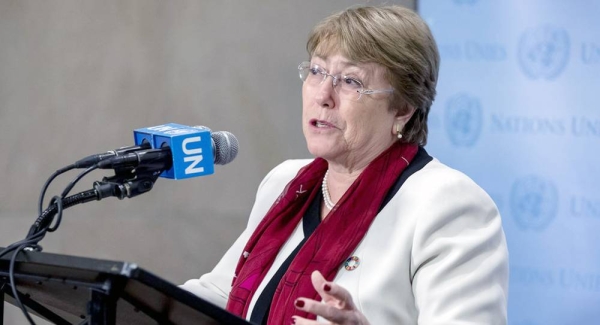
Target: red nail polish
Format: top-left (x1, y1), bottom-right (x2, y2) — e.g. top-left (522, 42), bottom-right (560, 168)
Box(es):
top-left (295, 299), bottom-right (305, 308)
top-left (324, 284), bottom-right (331, 292)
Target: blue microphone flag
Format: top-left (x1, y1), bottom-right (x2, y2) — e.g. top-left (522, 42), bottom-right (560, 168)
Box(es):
top-left (133, 123), bottom-right (214, 179)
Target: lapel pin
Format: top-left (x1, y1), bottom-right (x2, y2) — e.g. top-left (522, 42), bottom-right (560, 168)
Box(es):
top-left (344, 256), bottom-right (360, 271)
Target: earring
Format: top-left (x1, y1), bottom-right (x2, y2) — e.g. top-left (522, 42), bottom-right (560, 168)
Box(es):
top-left (396, 124), bottom-right (403, 139)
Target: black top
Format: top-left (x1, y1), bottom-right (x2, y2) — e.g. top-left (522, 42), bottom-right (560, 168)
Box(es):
top-left (249, 191), bottom-right (322, 324)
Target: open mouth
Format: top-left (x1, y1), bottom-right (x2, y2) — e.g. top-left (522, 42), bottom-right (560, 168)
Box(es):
top-left (311, 119), bottom-right (334, 128)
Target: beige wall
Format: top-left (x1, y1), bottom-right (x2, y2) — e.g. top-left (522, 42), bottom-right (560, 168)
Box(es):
top-left (0, 1), bottom-right (414, 323)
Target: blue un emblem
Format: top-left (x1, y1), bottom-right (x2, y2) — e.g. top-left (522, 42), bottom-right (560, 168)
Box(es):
top-left (510, 175), bottom-right (558, 231)
top-left (518, 25), bottom-right (570, 80)
top-left (444, 93), bottom-right (482, 147)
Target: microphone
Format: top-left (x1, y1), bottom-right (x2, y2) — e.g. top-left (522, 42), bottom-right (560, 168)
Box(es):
top-left (96, 147), bottom-right (172, 170)
top-left (211, 130), bottom-right (239, 165)
top-left (125, 123), bottom-right (238, 180)
top-left (73, 141), bottom-right (152, 168)
top-left (190, 125), bottom-right (239, 165)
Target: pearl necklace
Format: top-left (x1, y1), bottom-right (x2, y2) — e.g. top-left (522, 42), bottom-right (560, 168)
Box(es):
top-left (321, 170), bottom-right (336, 210)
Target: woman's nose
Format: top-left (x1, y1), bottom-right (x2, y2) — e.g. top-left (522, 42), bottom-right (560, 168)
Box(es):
top-left (315, 75), bottom-right (337, 109)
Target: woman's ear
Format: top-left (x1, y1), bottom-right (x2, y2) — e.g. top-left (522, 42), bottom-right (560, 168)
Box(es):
top-left (392, 104), bottom-right (416, 139)
top-left (395, 104), bottom-right (416, 126)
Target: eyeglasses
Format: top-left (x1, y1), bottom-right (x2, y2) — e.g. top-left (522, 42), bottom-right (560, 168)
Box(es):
top-left (298, 61), bottom-right (394, 101)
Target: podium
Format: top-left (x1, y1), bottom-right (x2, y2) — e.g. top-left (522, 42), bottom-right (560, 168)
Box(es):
top-left (0, 248), bottom-right (251, 324)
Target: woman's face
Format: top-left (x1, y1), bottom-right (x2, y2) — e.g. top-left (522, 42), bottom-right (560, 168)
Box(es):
top-left (302, 53), bottom-right (402, 171)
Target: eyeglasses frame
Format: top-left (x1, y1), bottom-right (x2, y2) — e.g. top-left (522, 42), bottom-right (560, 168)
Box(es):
top-left (298, 61), bottom-right (394, 101)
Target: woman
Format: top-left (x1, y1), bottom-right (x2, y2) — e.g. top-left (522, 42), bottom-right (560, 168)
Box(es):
top-left (182, 5), bottom-right (508, 325)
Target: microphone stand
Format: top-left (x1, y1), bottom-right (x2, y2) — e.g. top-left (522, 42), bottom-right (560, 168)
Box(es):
top-left (26, 164), bottom-right (167, 249)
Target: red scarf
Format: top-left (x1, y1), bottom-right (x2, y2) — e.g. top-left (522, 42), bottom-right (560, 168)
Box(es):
top-left (226, 142), bottom-right (418, 323)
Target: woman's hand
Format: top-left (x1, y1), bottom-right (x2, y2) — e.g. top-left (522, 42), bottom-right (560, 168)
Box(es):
top-left (292, 270), bottom-right (370, 325)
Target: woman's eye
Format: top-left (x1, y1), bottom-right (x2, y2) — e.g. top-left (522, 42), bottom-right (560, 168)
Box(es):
top-left (343, 77), bottom-right (362, 87)
top-left (309, 67), bottom-right (321, 75)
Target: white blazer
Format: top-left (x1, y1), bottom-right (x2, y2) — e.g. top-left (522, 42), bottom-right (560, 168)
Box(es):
top-left (182, 158), bottom-right (509, 324)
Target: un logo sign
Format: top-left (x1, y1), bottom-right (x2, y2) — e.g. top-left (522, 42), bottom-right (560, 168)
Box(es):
top-left (510, 176), bottom-right (558, 231)
top-left (444, 93), bottom-right (482, 147)
top-left (518, 25), bottom-right (570, 80)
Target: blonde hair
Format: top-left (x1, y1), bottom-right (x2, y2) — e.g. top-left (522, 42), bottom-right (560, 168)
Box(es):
top-left (307, 5), bottom-right (440, 145)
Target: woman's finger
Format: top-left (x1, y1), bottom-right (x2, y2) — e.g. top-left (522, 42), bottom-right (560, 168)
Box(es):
top-left (311, 270), bottom-right (356, 310)
top-left (295, 297), bottom-right (350, 324)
